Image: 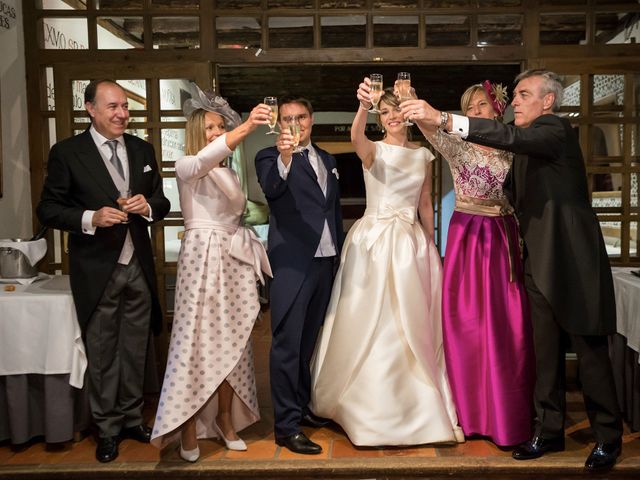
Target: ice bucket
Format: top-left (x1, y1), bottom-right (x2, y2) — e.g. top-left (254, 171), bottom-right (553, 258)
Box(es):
top-left (0, 239), bottom-right (39, 278)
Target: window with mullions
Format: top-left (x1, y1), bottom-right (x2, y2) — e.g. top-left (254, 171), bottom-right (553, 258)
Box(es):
top-left (321, 15), bottom-right (366, 48)
top-left (425, 15), bottom-right (469, 46)
top-left (373, 16), bottom-right (419, 47)
top-left (152, 17), bottom-right (200, 49)
top-left (97, 17), bottom-right (144, 49)
top-left (562, 73), bottom-right (640, 261)
top-left (216, 16), bottom-right (262, 49)
top-left (37, 0), bottom-right (85, 8)
top-left (40, 17), bottom-right (88, 49)
top-left (478, 14), bottom-right (522, 46)
top-left (268, 16), bottom-right (314, 48)
top-left (596, 12), bottom-right (640, 45)
top-left (540, 13), bottom-right (586, 45)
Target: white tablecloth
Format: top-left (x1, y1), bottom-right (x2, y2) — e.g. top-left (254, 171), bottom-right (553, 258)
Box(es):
top-left (0, 275), bottom-right (87, 388)
top-left (612, 267), bottom-right (640, 362)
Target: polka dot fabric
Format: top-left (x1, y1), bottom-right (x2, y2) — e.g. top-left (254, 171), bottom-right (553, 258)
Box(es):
top-left (151, 228), bottom-right (260, 449)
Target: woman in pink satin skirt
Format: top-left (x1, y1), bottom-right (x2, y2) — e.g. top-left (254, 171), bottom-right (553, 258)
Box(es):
top-left (420, 81), bottom-right (535, 447)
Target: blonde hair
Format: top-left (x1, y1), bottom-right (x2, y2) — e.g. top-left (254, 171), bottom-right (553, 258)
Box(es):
top-left (184, 109), bottom-right (227, 157)
top-left (460, 84), bottom-right (485, 113)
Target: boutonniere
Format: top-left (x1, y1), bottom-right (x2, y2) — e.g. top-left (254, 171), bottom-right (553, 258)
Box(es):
top-left (331, 168), bottom-right (340, 180)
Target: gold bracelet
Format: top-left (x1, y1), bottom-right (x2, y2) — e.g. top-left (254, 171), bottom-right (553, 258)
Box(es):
top-left (440, 111), bottom-right (449, 129)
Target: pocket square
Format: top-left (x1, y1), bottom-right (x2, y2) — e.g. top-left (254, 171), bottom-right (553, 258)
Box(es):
top-left (143, 165), bottom-right (152, 173)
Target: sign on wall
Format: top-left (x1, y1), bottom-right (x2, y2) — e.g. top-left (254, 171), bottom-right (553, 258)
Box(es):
top-left (0, 1), bottom-right (16, 31)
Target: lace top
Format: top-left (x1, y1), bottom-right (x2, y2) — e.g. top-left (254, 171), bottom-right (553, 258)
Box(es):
top-left (427, 128), bottom-right (513, 201)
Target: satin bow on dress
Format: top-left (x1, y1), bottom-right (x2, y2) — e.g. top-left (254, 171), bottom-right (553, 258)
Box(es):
top-left (228, 225), bottom-right (272, 285)
top-left (364, 204), bottom-right (416, 252)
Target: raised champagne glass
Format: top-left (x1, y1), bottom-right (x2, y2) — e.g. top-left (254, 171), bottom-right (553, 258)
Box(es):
top-left (264, 96), bottom-right (279, 135)
top-left (368, 73), bottom-right (383, 114)
top-left (287, 116), bottom-right (303, 153)
top-left (397, 72), bottom-right (414, 126)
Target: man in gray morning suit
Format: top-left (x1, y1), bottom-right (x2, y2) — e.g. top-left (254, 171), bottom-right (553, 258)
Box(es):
top-left (404, 69), bottom-right (622, 472)
top-left (37, 80), bottom-right (170, 463)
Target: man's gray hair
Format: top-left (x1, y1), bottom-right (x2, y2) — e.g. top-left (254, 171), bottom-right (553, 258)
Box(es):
top-left (515, 69), bottom-right (564, 112)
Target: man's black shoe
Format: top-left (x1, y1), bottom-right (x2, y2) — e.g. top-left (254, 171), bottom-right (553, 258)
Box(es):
top-left (585, 439), bottom-right (621, 472)
top-left (512, 436), bottom-right (565, 460)
top-left (121, 424), bottom-right (152, 443)
top-left (96, 436), bottom-right (119, 463)
top-left (300, 412), bottom-right (330, 428)
top-left (276, 432), bottom-right (322, 454)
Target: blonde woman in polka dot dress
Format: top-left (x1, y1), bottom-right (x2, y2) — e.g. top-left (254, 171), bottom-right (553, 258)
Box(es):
top-left (151, 84), bottom-right (272, 462)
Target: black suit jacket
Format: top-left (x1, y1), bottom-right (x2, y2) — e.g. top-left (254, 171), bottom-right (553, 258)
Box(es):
top-left (466, 114), bottom-right (615, 335)
top-left (36, 129), bottom-right (170, 334)
top-left (255, 145), bottom-right (344, 331)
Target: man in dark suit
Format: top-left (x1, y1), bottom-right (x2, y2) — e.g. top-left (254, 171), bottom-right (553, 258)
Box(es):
top-left (255, 96), bottom-right (343, 454)
top-left (37, 79), bottom-right (170, 463)
top-left (404, 69), bottom-right (622, 471)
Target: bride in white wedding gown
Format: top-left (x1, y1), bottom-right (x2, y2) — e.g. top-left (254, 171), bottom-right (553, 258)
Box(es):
top-left (310, 81), bottom-right (464, 447)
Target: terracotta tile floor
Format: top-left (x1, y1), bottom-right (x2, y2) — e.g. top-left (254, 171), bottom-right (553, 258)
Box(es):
top-left (1, 311), bottom-right (639, 479)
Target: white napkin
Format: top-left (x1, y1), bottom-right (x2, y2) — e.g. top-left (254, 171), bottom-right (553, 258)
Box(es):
top-left (0, 238), bottom-right (47, 266)
top-left (0, 272), bottom-right (50, 285)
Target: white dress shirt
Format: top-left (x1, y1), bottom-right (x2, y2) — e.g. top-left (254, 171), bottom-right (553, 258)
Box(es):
top-left (449, 113), bottom-right (470, 138)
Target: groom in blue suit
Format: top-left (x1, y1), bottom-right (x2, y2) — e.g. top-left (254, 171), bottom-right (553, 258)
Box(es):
top-left (255, 96), bottom-right (343, 454)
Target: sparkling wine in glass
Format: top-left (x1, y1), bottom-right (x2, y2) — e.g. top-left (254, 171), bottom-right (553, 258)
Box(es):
top-left (264, 96), bottom-right (279, 135)
top-left (288, 117), bottom-right (302, 153)
top-left (397, 72), bottom-right (414, 126)
top-left (117, 188), bottom-right (132, 224)
top-left (369, 73), bottom-right (383, 114)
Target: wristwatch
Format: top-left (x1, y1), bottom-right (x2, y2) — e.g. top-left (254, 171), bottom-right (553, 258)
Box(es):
top-left (440, 111), bottom-right (449, 130)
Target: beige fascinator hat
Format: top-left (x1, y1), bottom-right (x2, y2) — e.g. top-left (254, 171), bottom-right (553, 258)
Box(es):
top-left (183, 82), bottom-right (242, 130)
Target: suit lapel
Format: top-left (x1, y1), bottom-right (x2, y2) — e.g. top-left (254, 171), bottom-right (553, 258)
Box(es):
top-left (296, 149), bottom-right (317, 183)
top-left (75, 130), bottom-right (119, 202)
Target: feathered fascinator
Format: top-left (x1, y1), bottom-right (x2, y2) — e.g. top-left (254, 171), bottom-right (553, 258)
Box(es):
top-left (183, 82), bottom-right (241, 129)
top-left (482, 80), bottom-right (508, 116)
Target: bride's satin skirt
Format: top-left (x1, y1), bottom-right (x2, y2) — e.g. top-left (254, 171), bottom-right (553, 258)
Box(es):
top-left (310, 215), bottom-right (463, 446)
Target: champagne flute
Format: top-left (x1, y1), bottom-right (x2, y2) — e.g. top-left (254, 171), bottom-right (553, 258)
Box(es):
top-left (397, 72), bottom-right (414, 126)
top-left (264, 96), bottom-right (279, 135)
top-left (368, 73), bottom-right (383, 114)
top-left (287, 116), bottom-right (303, 153)
top-left (117, 188), bottom-right (132, 224)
